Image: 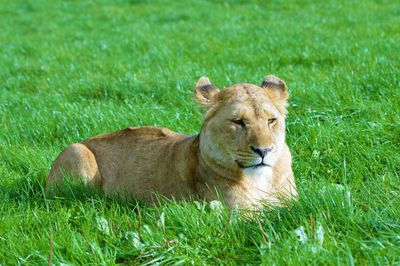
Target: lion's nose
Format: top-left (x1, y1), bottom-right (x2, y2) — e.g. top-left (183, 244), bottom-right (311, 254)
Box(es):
top-left (250, 146), bottom-right (272, 158)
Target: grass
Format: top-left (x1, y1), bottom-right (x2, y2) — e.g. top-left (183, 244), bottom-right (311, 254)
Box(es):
top-left (0, 0), bottom-right (399, 264)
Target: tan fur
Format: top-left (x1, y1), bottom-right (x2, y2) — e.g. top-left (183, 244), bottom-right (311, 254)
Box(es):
top-left (46, 75), bottom-right (297, 209)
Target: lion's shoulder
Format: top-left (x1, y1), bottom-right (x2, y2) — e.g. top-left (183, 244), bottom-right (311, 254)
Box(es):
top-left (125, 126), bottom-right (179, 137)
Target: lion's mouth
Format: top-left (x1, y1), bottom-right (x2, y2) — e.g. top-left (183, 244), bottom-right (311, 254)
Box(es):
top-left (235, 160), bottom-right (271, 169)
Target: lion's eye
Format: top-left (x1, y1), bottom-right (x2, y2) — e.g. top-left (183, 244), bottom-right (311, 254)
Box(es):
top-left (268, 118), bottom-right (277, 125)
top-left (232, 119), bottom-right (245, 128)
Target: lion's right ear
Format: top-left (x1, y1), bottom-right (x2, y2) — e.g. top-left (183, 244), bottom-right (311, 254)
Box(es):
top-left (261, 75), bottom-right (289, 115)
top-left (194, 76), bottom-right (220, 108)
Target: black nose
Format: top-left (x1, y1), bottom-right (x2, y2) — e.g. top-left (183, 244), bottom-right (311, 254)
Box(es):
top-left (251, 146), bottom-right (272, 158)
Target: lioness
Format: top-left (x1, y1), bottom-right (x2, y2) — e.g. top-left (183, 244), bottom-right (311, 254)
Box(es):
top-left (46, 75), bottom-right (297, 209)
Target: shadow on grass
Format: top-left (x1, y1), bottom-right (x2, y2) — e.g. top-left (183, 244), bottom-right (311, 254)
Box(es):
top-left (0, 175), bottom-right (146, 211)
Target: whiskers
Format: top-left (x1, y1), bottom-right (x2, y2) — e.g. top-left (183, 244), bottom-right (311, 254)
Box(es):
top-left (236, 152), bottom-right (262, 168)
top-left (236, 151), bottom-right (257, 160)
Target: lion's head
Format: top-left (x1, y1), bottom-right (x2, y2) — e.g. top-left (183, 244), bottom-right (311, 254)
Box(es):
top-left (195, 75), bottom-right (289, 178)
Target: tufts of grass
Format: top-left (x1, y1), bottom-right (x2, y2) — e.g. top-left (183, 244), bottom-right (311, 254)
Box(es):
top-left (0, 0), bottom-right (399, 264)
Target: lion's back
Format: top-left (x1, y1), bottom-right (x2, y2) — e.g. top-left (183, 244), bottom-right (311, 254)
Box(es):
top-left (80, 126), bottom-right (188, 194)
top-left (86, 126), bottom-right (181, 142)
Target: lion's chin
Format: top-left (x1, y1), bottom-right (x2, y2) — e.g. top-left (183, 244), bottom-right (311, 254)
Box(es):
top-left (243, 164), bottom-right (273, 179)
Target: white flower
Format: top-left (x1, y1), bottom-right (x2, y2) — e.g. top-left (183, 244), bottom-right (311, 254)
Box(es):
top-left (294, 226), bottom-right (308, 243)
top-left (334, 184), bottom-right (345, 191)
top-left (209, 200), bottom-right (224, 213)
top-left (96, 216), bottom-right (110, 235)
top-left (179, 233), bottom-right (188, 241)
top-left (316, 223), bottom-right (325, 246)
top-left (310, 246), bottom-right (318, 253)
top-left (259, 243), bottom-right (268, 255)
top-left (319, 184), bottom-right (345, 194)
top-left (346, 190), bottom-right (352, 207)
top-left (157, 212), bottom-right (165, 229)
top-left (125, 231), bottom-right (144, 248)
top-left (143, 224), bottom-right (152, 234)
top-left (194, 200), bottom-right (206, 211)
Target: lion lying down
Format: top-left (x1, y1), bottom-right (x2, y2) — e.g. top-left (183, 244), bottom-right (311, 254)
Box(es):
top-left (46, 75), bottom-right (297, 209)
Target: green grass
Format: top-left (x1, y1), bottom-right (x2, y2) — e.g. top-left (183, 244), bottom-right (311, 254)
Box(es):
top-left (1, 0), bottom-right (399, 264)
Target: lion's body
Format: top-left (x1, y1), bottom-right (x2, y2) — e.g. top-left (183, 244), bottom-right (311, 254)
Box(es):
top-left (47, 76), bottom-right (297, 208)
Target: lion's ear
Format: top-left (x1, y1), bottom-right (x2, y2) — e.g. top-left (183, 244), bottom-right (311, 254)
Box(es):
top-left (261, 75), bottom-right (289, 115)
top-left (194, 76), bottom-right (220, 108)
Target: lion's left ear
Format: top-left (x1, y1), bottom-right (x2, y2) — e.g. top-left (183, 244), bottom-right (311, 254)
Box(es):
top-left (261, 75), bottom-right (289, 115)
top-left (194, 76), bottom-right (220, 109)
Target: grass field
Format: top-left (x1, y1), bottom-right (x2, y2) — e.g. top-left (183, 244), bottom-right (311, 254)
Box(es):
top-left (1, 0), bottom-right (399, 264)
